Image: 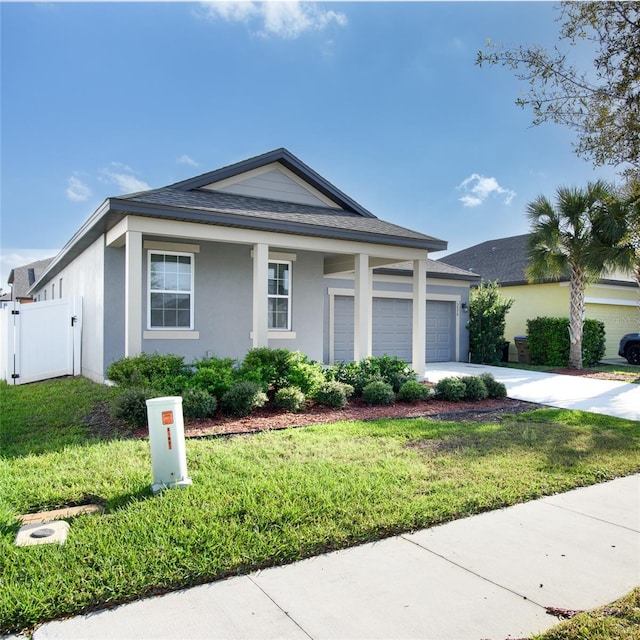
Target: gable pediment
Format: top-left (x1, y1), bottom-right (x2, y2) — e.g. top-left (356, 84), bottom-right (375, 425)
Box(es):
top-left (201, 163), bottom-right (341, 209)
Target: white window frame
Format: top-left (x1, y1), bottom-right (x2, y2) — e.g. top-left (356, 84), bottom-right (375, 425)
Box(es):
top-left (147, 250), bottom-right (195, 331)
top-left (268, 260), bottom-right (291, 331)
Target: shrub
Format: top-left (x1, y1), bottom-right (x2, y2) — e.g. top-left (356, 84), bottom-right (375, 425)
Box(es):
top-left (112, 387), bottom-right (154, 429)
top-left (237, 348), bottom-right (293, 392)
top-left (362, 380), bottom-right (395, 406)
top-left (191, 357), bottom-right (237, 399)
top-left (434, 377), bottom-right (466, 401)
top-left (274, 387), bottom-right (306, 413)
top-left (221, 381), bottom-right (268, 417)
top-left (182, 388), bottom-right (218, 420)
top-left (527, 317), bottom-right (606, 367)
top-left (327, 356), bottom-right (416, 396)
top-left (106, 353), bottom-right (186, 387)
top-left (315, 381), bottom-right (353, 409)
top-left (286, 354), bottom-right (326, 397)
top-left (460, 376), bottom-right (488, 401)
top-left (397, 380), bottom-right (429, 402)
top-left (468, 281), bottom-right (514, 364)
top-left (479, 373), bottom-right (507, 398)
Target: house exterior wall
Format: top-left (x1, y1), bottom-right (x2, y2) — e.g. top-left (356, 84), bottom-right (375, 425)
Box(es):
top-left (501, 281), bottom-right (639, 360)
top-left (140, 241), bottom-right (325, 364)
top-left (33, 236), bottom-right (106, 382)
top-left (104, 245), bottom-right (126, 373)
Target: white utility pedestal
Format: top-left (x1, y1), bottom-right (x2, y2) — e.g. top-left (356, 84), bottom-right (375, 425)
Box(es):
top-left (146, 396), bottom-right (192, 494)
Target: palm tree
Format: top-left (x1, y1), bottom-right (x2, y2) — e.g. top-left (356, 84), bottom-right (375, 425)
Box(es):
top-left (526, 181), bottom-right (635, 369)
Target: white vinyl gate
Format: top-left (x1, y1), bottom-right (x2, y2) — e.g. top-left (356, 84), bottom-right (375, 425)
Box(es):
top-left (1, 297), bottom-right (82, 385)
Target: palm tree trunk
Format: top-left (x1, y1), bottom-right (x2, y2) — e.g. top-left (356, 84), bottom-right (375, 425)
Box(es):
top-left (568, 265), bottom-right (585, 369)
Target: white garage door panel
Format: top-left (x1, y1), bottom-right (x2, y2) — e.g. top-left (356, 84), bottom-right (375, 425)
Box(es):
top-left (333, 296), bottom-right (455, 363)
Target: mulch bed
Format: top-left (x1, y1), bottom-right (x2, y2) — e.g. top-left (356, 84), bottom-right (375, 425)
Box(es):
top-left (550, 368), bottom-right (640, 383)
top-left (129, 397), bottom-right (542, 440)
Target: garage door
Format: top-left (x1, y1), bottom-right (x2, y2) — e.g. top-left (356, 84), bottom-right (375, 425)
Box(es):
top-left (333, 296), bottom-right (455, 363)
top-left (586, 303), bottom-right (639, 359)
top-left (427, 301), bottom-right (455, 362)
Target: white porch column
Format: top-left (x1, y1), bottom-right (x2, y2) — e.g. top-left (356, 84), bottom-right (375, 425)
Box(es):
top-left (252, 242), bottom-right (269, 348)
top-left (412, 258), bottom-right (427, 373)
top-left (353, 253), bottom-right (371, 361)
top-left (125, 230), bottom-right (143, 357)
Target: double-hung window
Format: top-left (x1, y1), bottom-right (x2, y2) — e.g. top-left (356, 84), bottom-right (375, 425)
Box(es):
top-left (268, 261), bottom-right (291, 330)
top-left (148, 251), bottom-right (194, 329)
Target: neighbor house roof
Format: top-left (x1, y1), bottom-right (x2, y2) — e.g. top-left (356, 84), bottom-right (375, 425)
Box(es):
top-left (7, 258), bottom-right (55, 299)
top-left (439, 234), bottom-right (637, 287)
top-left (31, 148), bottom-right (448, 291)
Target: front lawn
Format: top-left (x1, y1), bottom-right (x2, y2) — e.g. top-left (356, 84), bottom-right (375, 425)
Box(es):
top-left (1, 379), bottom-right (639, 635)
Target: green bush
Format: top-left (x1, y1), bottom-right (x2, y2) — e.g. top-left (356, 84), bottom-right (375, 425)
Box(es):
top-left (191, 357), bottom-right (237, 399)
top-left (327, 356), bottom-right (416, 396)
top-left (315, 381), bottom-right (353, 409)
top-left (182, 388), bottom-right (218, 420)
top-left (112, 387), bottom-right (154, 429)
top-left (362, 380), bottom-right (396, 406)
top-left (397, 380), bottom-right (429, 402)
top-left (527, 317), bottom-right (606, 367)
top-left (237, 348), bottom-right (293, 392)
top-left (479, 373), bottom-right (507, 398)
top-left (468, 281), bottom-right (514, 364)
top-left (460, 376), bottom-right (488, 401)
top-left (274, 387), bottom-right (306, 413)
top-left (434, 377), bottom-right (466, 402)
top-left (286, 353), bottom-right (326, 397)
top-left (221, 381), bottom-right (268, 418)
top-left (106, 353), bottom-right (186, 387)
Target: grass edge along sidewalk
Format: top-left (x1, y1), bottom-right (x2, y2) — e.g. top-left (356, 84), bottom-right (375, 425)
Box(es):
top-left (1, 377), bottom-right (639, 636)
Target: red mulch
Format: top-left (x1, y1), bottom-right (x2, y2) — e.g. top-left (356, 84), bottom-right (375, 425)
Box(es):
top-left (131, 396), bottom-right (541, 440)
top-left (550, 368), bottom-right (640, 383)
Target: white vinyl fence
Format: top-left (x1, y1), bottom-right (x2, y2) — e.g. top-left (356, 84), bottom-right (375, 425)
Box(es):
top-left (1, 297), bottom-right (82, 385)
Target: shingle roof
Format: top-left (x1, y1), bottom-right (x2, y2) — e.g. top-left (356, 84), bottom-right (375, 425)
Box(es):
top-left (438, 234), bottom-right (637, 287)
top-left (373, 259), bottom-right (479, 281)
top-left (117, 187), bottom-right (444, 248)
top-left (437, 234), bottom-right (532, 285)
top-left (7, 258), bottom-right (55, 298)
top-left (32, 148), bottom-right (448, 291)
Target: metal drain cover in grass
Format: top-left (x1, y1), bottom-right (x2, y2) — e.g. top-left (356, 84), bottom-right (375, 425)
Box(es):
top-left (15, 521), bottom-right (69, 547)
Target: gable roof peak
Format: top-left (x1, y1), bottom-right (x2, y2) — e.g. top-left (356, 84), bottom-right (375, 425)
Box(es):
top-left (165, 148), bottom-right (376, 218)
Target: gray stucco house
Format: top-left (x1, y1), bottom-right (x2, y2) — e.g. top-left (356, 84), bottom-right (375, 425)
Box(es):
top-left (30, 148), bottom-right (477, 382)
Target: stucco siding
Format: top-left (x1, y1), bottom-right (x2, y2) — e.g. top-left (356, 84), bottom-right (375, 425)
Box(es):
top-left (502, 282), bottom-right (639, 361)
top-left (103, 246), bottom-right (126, 373)
top-left (141, 242), bottom-right (325, 363)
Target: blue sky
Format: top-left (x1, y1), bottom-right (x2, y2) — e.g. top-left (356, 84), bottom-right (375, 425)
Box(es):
top-left (0, 1), bottom-right (619, 290)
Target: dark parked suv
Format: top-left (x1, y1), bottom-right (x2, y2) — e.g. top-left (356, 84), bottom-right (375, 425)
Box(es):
top-left (619, 333), bottom-right (640, 365)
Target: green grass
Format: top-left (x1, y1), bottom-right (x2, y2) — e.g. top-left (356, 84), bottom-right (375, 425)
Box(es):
top-left (534, 587), bottom-right (640, 640)
top-left (1, 379), bottom-right (640, 634)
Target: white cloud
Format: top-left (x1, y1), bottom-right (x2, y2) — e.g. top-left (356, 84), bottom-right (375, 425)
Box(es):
top-left (100, 163), bottom-right (151, 194)
top-left (66, 175), bottom-right (92, 202)
top-left (177, 154), bottom-right (199, 167)
top-left (198, 1), bottom-right (347, 39)
top-left (457, 173), bottom-right (516, 207)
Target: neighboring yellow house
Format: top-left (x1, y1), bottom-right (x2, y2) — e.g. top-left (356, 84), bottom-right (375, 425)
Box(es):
top-left (439, 234), bottom-right (639, 361)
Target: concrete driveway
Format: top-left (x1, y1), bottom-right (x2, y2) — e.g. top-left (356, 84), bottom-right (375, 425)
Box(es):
top-left (423, 362), bottom-right (640, 422)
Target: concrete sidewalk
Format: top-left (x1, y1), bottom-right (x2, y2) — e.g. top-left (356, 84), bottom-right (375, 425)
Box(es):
top-left (33, 474), bottom-right (640, 640)
top-left (423, 362), bottom-right (640, 422)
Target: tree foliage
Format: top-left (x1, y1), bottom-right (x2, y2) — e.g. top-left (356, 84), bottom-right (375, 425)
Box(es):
top-left (526, 181), bottom-right (634, 368)
top-left (468, 281), bottom-right (513, 365)
top-left (477, 1), bottom-right (640, 175)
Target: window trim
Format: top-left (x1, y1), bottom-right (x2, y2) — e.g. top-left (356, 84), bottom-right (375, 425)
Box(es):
top-left (147, 250), bottom-right (195, 331)
top-left (268, 260), bottom-right (292, 331)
